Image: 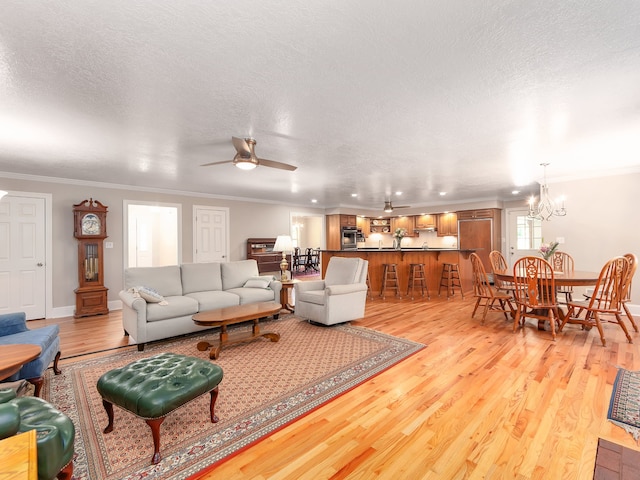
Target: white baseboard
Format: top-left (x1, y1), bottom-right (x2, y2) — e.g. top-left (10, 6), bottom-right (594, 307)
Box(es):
top-left (50, 300), bottom-right (122, 319)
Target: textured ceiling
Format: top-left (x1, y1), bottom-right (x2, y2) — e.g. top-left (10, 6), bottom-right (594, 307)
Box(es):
top-left (1, 1), bottom-right (640, 212)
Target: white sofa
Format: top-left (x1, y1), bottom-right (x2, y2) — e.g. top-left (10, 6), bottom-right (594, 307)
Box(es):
top-left (119, 259), bottom-right (282, 350)
top-left (294, 257), bottom-right (369, 326)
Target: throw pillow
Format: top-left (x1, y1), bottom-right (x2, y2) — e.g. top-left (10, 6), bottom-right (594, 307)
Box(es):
top-left (243, 276), bottom-right (274, 289)
top-left (129, 286), bottom-right (169, 305)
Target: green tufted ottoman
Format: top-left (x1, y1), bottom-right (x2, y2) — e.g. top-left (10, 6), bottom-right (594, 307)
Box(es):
top-left (96, 352), bottom-right (223, 465)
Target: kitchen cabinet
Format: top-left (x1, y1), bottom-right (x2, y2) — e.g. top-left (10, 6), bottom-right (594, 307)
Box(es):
top-left (437, 212), bottom-right (458, 237)
top-left (391, 216), bottom-right (417, 237)
top-left (357, 216), bottom-right (370, 237)
top-left (457, 208), bottom-right (501, 272)
top-left (415, 214), bottom-right (437, 230)
top-left (325, 215), bottom-right (342, 250)
top-left (456, 209), bottom-right (496, 220)
top-left (369, 217), bottom-right (391, 234)
top-left (340, 215), bottom-right (357, 227)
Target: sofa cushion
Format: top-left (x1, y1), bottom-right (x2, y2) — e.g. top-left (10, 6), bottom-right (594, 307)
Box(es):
top-left (181, 263), bottom-right (223, 294)
top-left (185, 291), bottom-right (240, 311)
top-left (130, 286), bottom-right (167, 304)
top-left (125, 266), bottom-right (183, 297)
top-left (146, 296), bottom-right (199, 322)
top-left (226, 287), bottom-right (277, 304)
top-left (221, 260), bottom-right (260, 290)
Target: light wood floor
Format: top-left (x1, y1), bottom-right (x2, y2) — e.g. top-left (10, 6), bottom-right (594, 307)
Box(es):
top-left (31, 293), bottom-right (640, 479)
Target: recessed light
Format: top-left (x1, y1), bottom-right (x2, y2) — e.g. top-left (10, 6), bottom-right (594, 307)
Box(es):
top-left (311, 199), bottom-right (317, 203)
top-left (512, 190), bottom-right (520, 195)
top-left (351, 193), bottom-right (358, 197)
top-left (395, 191), bottom-right (403, 196)
top-left (439, 192), bottom-right (446, 196)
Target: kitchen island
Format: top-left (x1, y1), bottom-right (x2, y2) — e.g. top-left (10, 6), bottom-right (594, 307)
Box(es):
top-left (321, 248), bottom-right (476, 298)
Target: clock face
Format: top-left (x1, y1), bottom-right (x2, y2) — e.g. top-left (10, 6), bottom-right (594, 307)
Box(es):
top-left (81, 213), bottom-right (101, 235)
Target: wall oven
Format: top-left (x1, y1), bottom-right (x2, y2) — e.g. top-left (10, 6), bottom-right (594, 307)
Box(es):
top-left (341, 227), bottom-right (358, 250)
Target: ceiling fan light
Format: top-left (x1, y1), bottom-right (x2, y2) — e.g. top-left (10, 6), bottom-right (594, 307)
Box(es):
top-left (234, 157), bottom-right (258, 170)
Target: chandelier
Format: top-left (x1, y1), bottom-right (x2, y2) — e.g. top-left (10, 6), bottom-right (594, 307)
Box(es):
top-left (527, 163), bottom-right (566, 221)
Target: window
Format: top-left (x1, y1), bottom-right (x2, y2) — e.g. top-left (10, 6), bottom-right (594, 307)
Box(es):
top-left (516, 215), bottom-right (542, 250)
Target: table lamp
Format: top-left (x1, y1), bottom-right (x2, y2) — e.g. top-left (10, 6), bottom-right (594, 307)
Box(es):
top-left (273, 235), bottom-right (293, 281)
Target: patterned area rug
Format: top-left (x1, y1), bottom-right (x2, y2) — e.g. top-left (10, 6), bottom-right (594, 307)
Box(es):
top-left (608, 368), bottom-right (640, 441)
top-left (43, 315), bottom-right (424, 479)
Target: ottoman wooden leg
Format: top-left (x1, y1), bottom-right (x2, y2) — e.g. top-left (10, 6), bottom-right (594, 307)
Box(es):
top-left (210, 386), bottom-right (220, 423)
top-left (102, 399), bottom-right (115, 433)
top-left (146, 417), bottom-right (166, 465)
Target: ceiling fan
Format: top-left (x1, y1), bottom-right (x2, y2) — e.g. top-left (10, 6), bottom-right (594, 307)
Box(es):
top-left (200, 137), bottom-right (297, 171)
top-left (383, 200), bottom-right (410, 213)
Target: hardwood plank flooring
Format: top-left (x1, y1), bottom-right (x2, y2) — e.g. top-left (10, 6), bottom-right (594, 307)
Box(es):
top-left (30, 294), bottom-right (640, 479)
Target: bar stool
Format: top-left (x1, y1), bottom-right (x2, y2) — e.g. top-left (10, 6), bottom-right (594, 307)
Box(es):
top-left (438, 263), bottom-right (463, 299)
top-left (366, 272), bottom-right (374, 300)
top-left (380, 264), bottom-right (401, 299)
top-left (406, 263), bottom-right (430, 300)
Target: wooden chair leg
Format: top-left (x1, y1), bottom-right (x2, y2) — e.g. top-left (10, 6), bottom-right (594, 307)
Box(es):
top-left (56, 461), bottom-right (73, 480)
top-left (209, 387), bottom-right (220, 423)
top-left (53, 351), bottom-right (62, 375)
top-left (623, 303), bottom-right (639, 332)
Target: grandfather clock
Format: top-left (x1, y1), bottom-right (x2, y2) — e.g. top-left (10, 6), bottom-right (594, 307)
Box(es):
top-left (73, 199), bottom-right (109, 318)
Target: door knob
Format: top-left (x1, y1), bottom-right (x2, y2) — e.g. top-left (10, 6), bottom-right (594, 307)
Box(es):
top-left (37, 262), bottom-right (44, 267)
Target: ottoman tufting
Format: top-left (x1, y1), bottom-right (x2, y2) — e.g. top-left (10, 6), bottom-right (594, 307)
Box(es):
top-left (96, 352), bottom-right (223, 465)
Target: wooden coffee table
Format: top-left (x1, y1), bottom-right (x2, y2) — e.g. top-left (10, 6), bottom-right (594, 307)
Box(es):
top-left (192, 301), bottom-right (282, 359)
top-left (0, 344), bottom-right (41, 381)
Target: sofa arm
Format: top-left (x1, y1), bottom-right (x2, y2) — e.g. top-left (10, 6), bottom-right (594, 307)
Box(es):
top-left (0, 312), bottom-right (29, 337)
top-left (326, 283), bottom-right (368, 296)
top-left (119, 290), bottom-right (147, 313)
top-left (269, 279), bottom-right (283, 299)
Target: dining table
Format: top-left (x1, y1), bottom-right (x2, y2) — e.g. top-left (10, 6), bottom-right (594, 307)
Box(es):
top-left (493, 268), bottom-right (601, 329)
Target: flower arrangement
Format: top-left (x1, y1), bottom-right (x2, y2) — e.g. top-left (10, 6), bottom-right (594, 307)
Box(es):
top-left (393, 228), bottom-right (407, 239)
top-left (393, 228), bottom-right (407, 249)
top-left (538, 241), bottom-right (559, 261)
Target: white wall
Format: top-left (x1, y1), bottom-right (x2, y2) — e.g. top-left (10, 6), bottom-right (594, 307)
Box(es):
top-left (0, 176), bottom-right (324, 314)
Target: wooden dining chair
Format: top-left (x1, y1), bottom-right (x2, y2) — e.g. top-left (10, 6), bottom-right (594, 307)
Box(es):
top-left (470, 253), bottom-right (514, 324)
top-left (551, 251), bottom-right (575, 303)
top-left (621, 253), bottom-right (638, 332)
top-left (512, 256), bottom-right (562, 340)
top-left (489, 250), bottom-right (517, 295)
top-left (559, 256), bottom-right (632, 346)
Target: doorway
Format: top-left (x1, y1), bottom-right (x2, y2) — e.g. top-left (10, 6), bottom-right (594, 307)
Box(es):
top-left (0, 192), bottom-right (52, 319)
top-left (506, 208), bottom-right (543, 268)
top-left (124, 201), bottom-right (181, 268)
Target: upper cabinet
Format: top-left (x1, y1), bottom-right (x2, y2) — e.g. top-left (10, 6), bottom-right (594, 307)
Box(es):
top-left (456, 209), bottom-right (496, 220)
top-left (391, 216), bottom-right (417, 237)
top-left (415, 214), bottom-right (437, 230)
top-left (437, 212), bottom-right (458, 237)
top-left (356, 216), bottom-right (370, 236)
top-left (340, 215), bottom-right (357, 227)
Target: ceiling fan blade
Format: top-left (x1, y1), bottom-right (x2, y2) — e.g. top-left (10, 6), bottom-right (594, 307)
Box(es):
top-left (232, 137), bottom-right (252, 156)
top-left (258, 158), bottom-right (298, 171)
top-left (394, 205), bottom-right (411, 209)
top-left (200, 160), bottom-right (234, 167)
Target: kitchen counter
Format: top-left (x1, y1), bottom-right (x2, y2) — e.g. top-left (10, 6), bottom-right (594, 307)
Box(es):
top-left (321, 249), bottom-right (476, 296)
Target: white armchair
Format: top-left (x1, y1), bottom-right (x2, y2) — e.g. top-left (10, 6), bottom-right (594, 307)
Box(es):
top-left (294, 257), bottom-right (369, 325)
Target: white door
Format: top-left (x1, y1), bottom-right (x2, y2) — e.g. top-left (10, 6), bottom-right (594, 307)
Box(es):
top-left (506, 208), bottom-right (542, 268)
top-left (194, 206), bottom-right (228, 263)
top-left (0, 196), bottom-right (46, 319)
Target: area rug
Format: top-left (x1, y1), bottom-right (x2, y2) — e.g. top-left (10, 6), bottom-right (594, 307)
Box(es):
top-left (608, 368), bottom-right (640, 441)
top-left (42, 315), bottom-right (424, 479)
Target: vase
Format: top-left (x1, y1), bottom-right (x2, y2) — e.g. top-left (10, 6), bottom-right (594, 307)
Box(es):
top-left (394, 238), bottom-right (403, 250)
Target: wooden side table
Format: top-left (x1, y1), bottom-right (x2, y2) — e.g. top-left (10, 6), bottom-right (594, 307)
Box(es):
top-left (280, 279), bottom-right (300, 313)
top-left (0, 430), bottom-right (38, 479)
